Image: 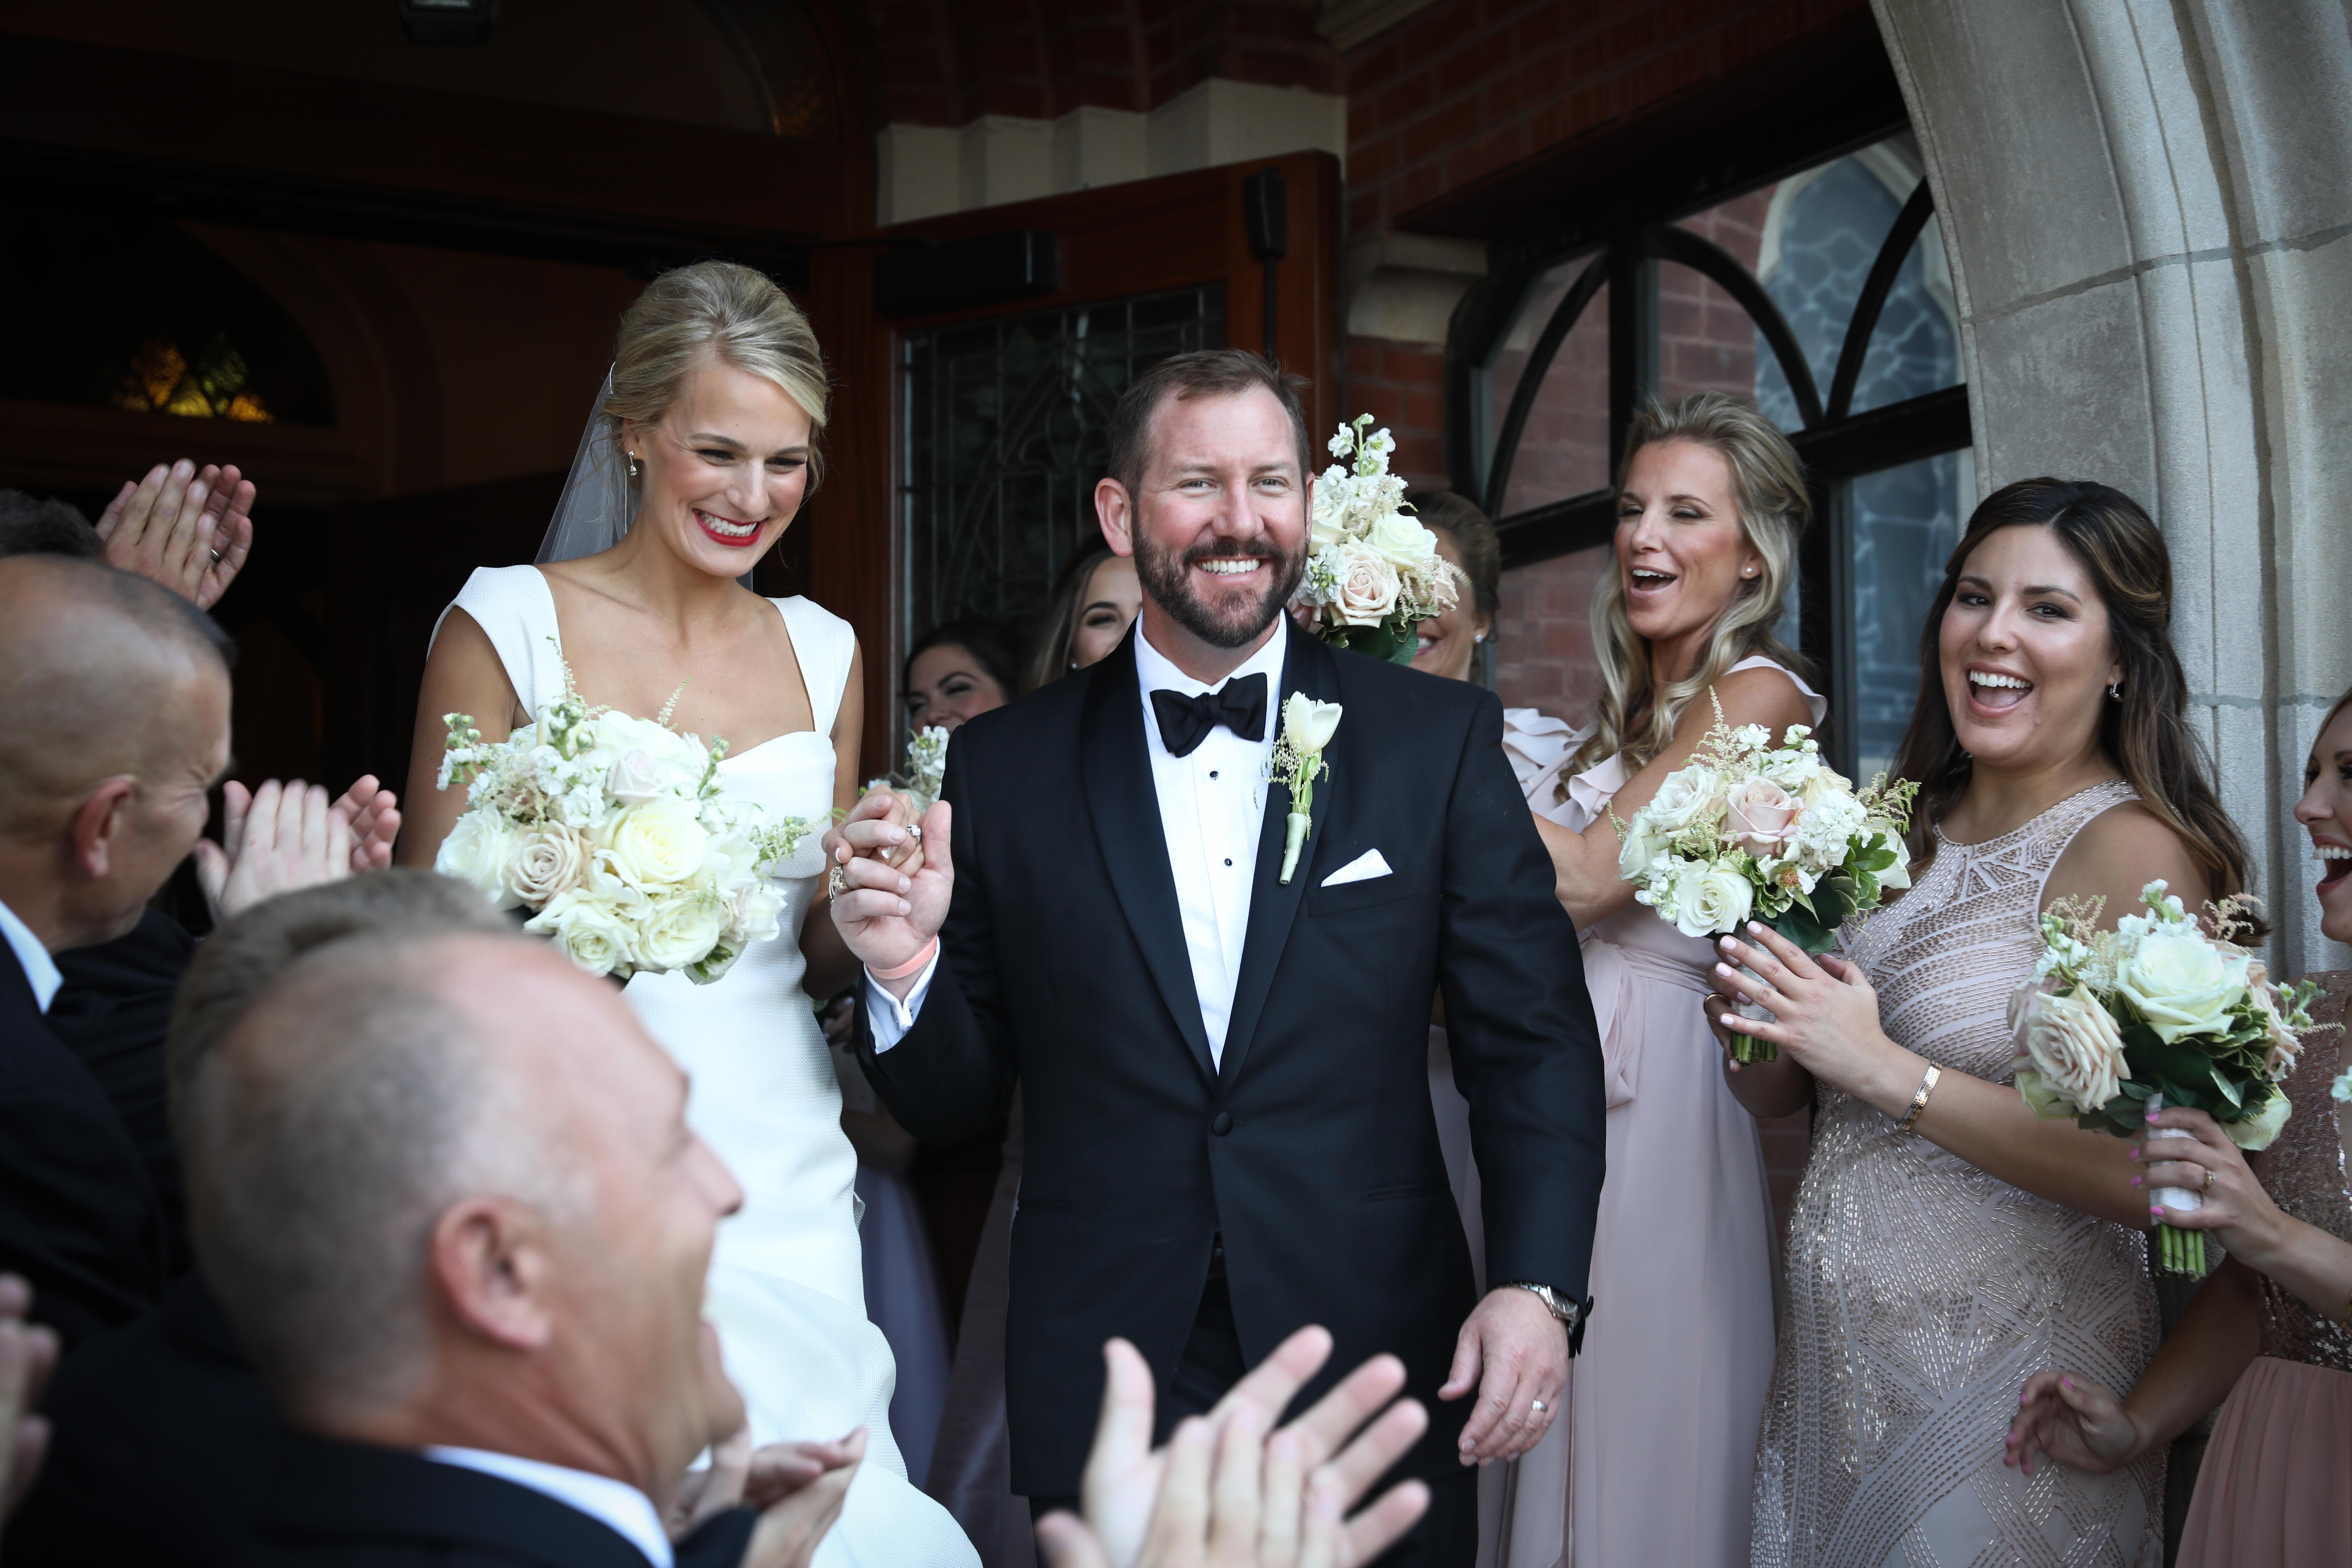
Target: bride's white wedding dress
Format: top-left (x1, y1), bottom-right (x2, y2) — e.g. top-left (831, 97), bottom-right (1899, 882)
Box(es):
top-left (441, 566), bottom-right (978, 1568)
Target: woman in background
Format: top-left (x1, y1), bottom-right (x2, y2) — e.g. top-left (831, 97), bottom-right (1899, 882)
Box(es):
top-left (905, 618), bottom-right (1023, 734)
top-left (2003, 684), bottom-right (2352, 1568)
top-left (1716, 478), bottom-right (2247, 1568)
top-left (1025, 546), bottom-right (1141, 695)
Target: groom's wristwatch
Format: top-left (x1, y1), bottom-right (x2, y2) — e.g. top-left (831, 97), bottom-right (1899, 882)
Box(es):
top-left (1500, 1280), bottom-right (1585, 1336)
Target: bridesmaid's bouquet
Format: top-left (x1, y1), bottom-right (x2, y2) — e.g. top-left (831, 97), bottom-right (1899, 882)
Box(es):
top-left (2010, 883), bottom-right (2327, 1273)
top-left (1294, 415), bottom-right (1461, 665)
top-left (435, 654), bottom-right (825, 984)
top-left (1616, 701), bottom-right (1918, 1062)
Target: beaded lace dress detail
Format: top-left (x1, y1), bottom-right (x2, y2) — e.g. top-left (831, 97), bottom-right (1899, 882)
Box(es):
top-left (1752, 779), bottom-right (2163, 1568)
top-left (2254, 983), bottom-right (2352, 1372)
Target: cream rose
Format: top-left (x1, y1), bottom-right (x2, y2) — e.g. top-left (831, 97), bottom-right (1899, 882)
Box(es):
top-left (1365, 510), bottom-right (1438, 571)
top-left (635, 891), bottom-right (727, 973)
top-left (504, 826), bottom-right (588, 905)
top-left (526, 891), bottom-right (636, 978)
top-left (436, 813), bottom-right (523, 910)
top-left (2017, 988), bottom-right (2128, 1112)
top-left (2114, 927), bottom-right (2249, 1044)
top-left (1723, 777), bottom-right (1802, 858)
top-left (1331, 544), bottom-right (1401, 626)
top-left (607, 746), bottom-right (696, 807)
top-left (603, 798), bottom-right (710, 886)
top-left (2225, 1089), bottom-right (2291, 1151)
top-left (1669, 861), bottom-right (1754, 939)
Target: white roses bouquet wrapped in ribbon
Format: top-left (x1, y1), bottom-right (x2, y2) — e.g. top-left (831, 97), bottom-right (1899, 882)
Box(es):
top-left (1294, 415), bottom-right (1462, 665)
top-left (1615, 699), bottom-right (1918, 1062)
top-left (435, 656), bottom-right (826, 984)
top-left (2011, 882), bottom-right (2328, 1273)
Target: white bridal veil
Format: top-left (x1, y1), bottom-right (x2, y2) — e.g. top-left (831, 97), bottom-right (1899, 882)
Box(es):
top-left (537, 366), bottom-right (758, 588)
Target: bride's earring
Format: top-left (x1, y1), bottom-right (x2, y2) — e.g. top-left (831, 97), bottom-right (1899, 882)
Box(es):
top-left (627, 450), bottom-right (640, 479)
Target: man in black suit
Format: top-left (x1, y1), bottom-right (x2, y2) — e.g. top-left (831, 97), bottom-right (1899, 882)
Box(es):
top-left (835, 350), bottom-right (1607, 1565)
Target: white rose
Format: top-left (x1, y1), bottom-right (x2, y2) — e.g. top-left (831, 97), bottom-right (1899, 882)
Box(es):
top-left (603, 798), bottom-right (710, 886)
top-left (1364, 510), bottom-right (1438, 571)
top-left (1618, 818), bottom-right (1665, 882)
top-left (1668, 860), bottom-right (1754, 939)
top-left (608, 746), bottom-right (696, 806)
top-left (2017, 988), bottom-right (2129, 1112)
top-left (723, 879), bottom-right (786, 949)
top-left (1331, 544), bottom-right (1401, 626)
top-left (2224, 1088), bottom-right (2291, 1151)
top-left (1281, 693), bottom-right (1344, 755)
top-left (504, 826), bottom-right (588, 906)
top-left (525, 891), bottom-right (636, 978)
top-left (2114, 928), bottom-right (2248, 1044)
top-left (634, 891), bottom-right (727, 973)
top-left (1641, 764), bottom-right (1719, 834)
top-left (436, 813), bottom-right (523, 909)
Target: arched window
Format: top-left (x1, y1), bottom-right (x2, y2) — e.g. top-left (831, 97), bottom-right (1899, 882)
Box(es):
top-left (0, 209), bottom-right (336, 427)
top-left (1449, 133), bottom-right (1969, 780)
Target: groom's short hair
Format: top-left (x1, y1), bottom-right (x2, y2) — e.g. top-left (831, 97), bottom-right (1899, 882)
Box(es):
top-left (1106, 349), bottom-right (1314, 501)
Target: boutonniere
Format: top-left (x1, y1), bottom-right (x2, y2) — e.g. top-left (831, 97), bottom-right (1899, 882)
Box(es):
top-left (1268, 693), bottom-right (1343, 884)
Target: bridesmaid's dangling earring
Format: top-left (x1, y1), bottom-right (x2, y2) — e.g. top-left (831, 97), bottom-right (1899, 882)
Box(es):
top-left (2108, 681), bottom-right (2122, 700)
top-left (628, 450), bottom-right (641, 479)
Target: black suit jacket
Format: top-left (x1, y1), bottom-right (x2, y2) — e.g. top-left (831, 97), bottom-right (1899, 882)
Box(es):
top-left (0, 938), bottom-right (167, 1349)
top-left (857, 626), bottom-right (1606, 1496)
top-left (241, 1431), bottom-right (757, 1568)
top-left (48, 906), bottom-right (198, 1275)
top-left (4, 1272), bottom-right (275, 1566)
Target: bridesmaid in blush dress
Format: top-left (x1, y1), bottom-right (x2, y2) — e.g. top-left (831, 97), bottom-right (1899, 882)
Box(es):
top-left (2001, 685), bottom-right (2352, 1568)
top-left (1468, 396), bottom-right (1822, 1568)
top-left (1712, 480), bottom-right (2260, 1568)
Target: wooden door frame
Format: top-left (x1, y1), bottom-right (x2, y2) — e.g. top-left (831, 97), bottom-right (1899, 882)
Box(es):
top-left (810, 150), bottom-right (1344, 781)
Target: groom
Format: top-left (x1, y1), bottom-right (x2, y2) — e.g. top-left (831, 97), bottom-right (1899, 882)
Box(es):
top-left (834, 350), bottom-right (1604, 1565)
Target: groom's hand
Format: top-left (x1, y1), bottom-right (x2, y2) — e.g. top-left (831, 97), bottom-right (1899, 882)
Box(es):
top-left (1438, 1288), bottom-right (1566, 1464)
top-left (827, 792), bottom-right (953, 991)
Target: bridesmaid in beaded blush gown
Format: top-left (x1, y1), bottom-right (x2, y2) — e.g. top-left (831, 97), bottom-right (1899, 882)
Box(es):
top-left (2001, 686), bottom-right (2352, 1568)
top-left (1711, 480), bottom-right (2261, 1568)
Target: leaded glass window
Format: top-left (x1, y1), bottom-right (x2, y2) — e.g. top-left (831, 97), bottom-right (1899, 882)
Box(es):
top-left (897, 285), bottom-right (1225, 654)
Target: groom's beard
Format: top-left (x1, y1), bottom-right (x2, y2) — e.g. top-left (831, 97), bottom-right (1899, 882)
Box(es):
top-left (1133, 531), bottom-right (1307, 651)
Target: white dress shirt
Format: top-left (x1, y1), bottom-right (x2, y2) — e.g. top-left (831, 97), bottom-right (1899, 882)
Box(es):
top-left (869, 620), bottom-right (1288, 1069)
top-left (0, 897), bottom-right (61, 1014)
top-left (422, 1446), bottom-right (672, 1568)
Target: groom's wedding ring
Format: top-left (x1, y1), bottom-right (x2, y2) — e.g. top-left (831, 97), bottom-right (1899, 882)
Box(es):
top-left (1530, 1398), bottom-right (1547, 1413)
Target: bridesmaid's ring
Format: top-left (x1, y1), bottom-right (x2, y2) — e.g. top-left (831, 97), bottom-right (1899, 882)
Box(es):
top-left (2204, 1168), bottom-right (2217, 1193)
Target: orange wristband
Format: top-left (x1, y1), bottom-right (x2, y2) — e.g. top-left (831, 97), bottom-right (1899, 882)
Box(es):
top-left (869, 938), bottom-right (938, 982)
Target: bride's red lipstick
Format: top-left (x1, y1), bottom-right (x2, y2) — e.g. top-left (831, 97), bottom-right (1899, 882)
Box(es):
top-left (695, 508), bottom-right (764, 549)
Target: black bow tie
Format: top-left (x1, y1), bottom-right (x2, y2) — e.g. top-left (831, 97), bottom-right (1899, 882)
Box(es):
top-left (1150, 673), bottom-right (1268, 758)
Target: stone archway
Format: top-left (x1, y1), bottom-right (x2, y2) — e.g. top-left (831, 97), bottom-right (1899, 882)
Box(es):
top-left (1873, 0), bottom-right (2352, 974)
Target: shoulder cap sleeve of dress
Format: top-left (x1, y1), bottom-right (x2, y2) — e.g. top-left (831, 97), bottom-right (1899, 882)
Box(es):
top-left (432, 565), bottom-right (565, 716)
top-left (773, 595), bottom-right (856, 738)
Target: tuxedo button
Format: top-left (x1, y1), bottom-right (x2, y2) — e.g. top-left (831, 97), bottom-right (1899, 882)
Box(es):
top-left (1210, 1111), bottom-right (1233, 1136)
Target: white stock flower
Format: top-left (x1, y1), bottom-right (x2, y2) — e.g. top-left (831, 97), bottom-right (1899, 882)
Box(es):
top-left (2114, 927), bottom-right (2249, 1044)
top-left (2016, 988), bottom-right (2129, 1112)
top-left (2225, 1090), bottom-right (2291, 1151)
top-left (635, 891), bottom-right (727, 973)
top-left (504, 826), bottom-right (589, 905)
top-left (526, 891), bottom-right (636, 978)
top-left (1668, 860), bottom-right (1754, 938)
top-left (1331, 544), bottom-right (1401, 625)
top-left (436, 813), bottom-right (523, 909)
top-left (1281, 693), bottom-right (1344, 754)
top-left (603, 798), bottom-right (711, 887)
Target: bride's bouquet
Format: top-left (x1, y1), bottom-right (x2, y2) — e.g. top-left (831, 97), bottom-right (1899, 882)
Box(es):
top-left (1615, 702), bottom-right (1917, 1062)
top-left (864, 724), bottom-right (950, 814)
top-left (2010, 883), bottom-right (2327, 1273)
top-left (435, 656), bottom-right (825, 984)
top-left (1294, 415), bottom-right (1461, 665)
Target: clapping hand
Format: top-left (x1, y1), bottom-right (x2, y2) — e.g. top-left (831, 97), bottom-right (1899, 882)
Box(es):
top-left (1034, 1329), bottom-right (1430, 1568)
top-left (827, 789), bottom-right (952, 986)
top-left (195, 776), bottom-right (402, 923)
top-left (742, 1428), bottom-right (864, 1568)
top-left (0, 1274), bottom-right (58, 1527)
top-left (97, 460), bottom-right (256, 610)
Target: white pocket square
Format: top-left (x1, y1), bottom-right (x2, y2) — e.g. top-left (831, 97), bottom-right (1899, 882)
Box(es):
top-left (1321, 849), bottom-right (1393, 887)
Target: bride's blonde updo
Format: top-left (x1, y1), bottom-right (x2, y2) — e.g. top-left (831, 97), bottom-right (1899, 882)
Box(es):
top-left (1570, 391), bottom-right (1811, 776)
top-left (602, 260), bottom-right (830, 489)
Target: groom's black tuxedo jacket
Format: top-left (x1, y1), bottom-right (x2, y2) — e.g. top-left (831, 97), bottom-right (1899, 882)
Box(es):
top-left (858, 626), bottom-right (1606, 1497)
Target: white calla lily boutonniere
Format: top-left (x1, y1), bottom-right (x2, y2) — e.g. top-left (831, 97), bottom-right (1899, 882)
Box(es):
top-left (1269, 693), bottom-right (1343, 884)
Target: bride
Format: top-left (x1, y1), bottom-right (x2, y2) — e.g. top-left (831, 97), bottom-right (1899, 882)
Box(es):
top-left (399, 261), bottom-right (978, 1567)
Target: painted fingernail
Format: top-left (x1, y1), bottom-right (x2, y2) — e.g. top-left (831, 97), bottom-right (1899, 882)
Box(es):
top-left (897, 876), bottom-right (911, 893)
top-left (2129, 1175), bottom-right (2141, 1186)
top-left (1719, 936), bottom-right (1737, 950)
top-left (2062, 1377), bottom-right (2074, 1390)
top-left (2127, 1147), bottom-right (2140, 1160)
top-left (2152, 1205), bottom-right (2164, 1217)
top-left (1716, 962), bottom-right (1735, 977)
top-left (1747, 921), bottom-right (1765, 934)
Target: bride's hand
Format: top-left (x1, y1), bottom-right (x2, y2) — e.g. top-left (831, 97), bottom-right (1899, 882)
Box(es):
top-left (830, 788), bottom-right (926, 879)
top-left (1708, 923), bottom-right (1896, 1093)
